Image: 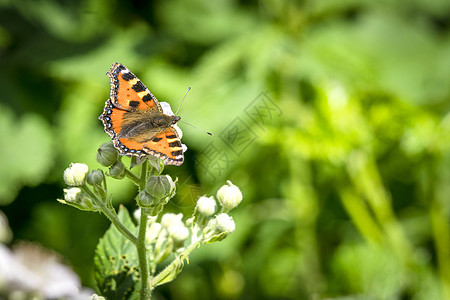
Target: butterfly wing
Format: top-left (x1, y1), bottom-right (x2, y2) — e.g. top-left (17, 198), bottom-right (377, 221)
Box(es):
top-left (107, 62), bottom-right (162, 112)
top-left (144, 127), bottom-right (184, 166)
top-left (99, 99), bottom-right (147, 156)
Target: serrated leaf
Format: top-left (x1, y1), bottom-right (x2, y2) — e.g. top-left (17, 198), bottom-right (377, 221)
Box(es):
top-left (94, 206), bottom-right (140, 299)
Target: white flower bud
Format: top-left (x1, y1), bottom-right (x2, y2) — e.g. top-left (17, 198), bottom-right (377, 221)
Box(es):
top-left (63, 163), bottom-right (89, 186)
top-left (133, 209), bottom-right (141, 222)
top-left (146, 222), bottom-right (162, 242)
top-left (170, 224), bottom-right (189, 242)
top-left (63, 187), bottom-right (82, 202)
top-left (216, 180), bottom-right (242, 211)
top-left (161, 213), bottom-right (184, 229)
top-left (160, 213), bottom-right (189, 243)
top-left (215, 213), bottom-right (235, 234)
top-left (196, 196), bottom-right (216, 216)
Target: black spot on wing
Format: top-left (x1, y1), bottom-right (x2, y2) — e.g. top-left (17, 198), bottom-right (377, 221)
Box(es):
top-left (152, 137), bottom-right (162, 142)
top-left (171, 150), bottom-right (183, 156)
top-left (132, 81), bottom-right (146, 92)
top-left (116, 65), bottom-right (126, 72)
top-left (169, 140), bottom-right (182, 148)
top-left (129, 100), bottom-right (140, 108)
top-left (166, 134), bottom-right (177, 139)
top-left (122, 72), bottom-right (135, 81)
top-left (142, 94), bottom-right (153, 102)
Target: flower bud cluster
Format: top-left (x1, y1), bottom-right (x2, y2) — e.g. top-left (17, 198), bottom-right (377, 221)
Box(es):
top-left (96, 142), bottom-right (128, 180)
top-left (192, 180), bottom-right (242, 243)
top-left (195, 180), bottom-right (242, 218)
top-left (161, 213), bottom-right (189, 243)
top-left (60, 139), bottom-right (244, 286)
top-left (138, 175), bottom-right (177, 209)
top-left (137, 211), bottom-right (191, 257)
top-left (61, 163), bottom-right (101, 211)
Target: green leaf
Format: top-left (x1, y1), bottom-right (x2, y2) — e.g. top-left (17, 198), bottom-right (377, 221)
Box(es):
top-left (152, 256), bottom-right (186, 287)
top-left (94, 206), bottom-right (140, 299)
top-left (146, 156), bottom-right (165, 174)
top-left (205, 232), bottom-right (229, 243)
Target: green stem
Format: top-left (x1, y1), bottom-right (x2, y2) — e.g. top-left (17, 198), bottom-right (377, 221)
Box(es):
top-left (346, 151), bottom-right (413, 263)
top-left (339, 188), bottom-right (383, 245)
top-left (82, 184), bottom-right (137, 244)
top-left (137, 208), bottom-right (152, 299)
top-left (124, 168), bottom-right (140, 185)
top-left (140, 160), bottom-right (148, 190)
top-left (136, 159), bottom-right (153, 299)
top-left (151, 238), bottom-right (203, 288)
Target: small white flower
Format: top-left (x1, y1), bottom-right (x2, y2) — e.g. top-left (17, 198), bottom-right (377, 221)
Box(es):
top-left (215, 213), bottom-right (236, 233)
top-left (63, 187), bottom-right (82, 202)
top-left (217, 180), bottom-right (243, 212)
top-left (196, 196), bottom-right (217, 216)
top-left (63, 163), bottom-right (89, 186)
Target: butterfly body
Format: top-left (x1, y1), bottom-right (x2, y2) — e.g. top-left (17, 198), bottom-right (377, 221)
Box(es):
top-left (99, 63), bottom-right (185, 166)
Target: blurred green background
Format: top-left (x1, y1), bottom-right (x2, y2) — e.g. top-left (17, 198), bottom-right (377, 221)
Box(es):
top-left (1, 0), bottom-right (450, 299)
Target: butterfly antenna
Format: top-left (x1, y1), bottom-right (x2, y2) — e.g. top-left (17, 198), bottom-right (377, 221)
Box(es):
top-left (175, 87), bottom-right (213, 136)
top-left (175, 87), bottom-right (191, 115)
top-left (179, 120), bottom-right (213, 136)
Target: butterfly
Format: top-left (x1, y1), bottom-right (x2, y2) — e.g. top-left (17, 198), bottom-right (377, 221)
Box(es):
top-left (99, 62), bottom-right (186, 166)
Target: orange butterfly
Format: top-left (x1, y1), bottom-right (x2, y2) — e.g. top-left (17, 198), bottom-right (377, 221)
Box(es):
top-left (99, 62), bottom-right (186, 166)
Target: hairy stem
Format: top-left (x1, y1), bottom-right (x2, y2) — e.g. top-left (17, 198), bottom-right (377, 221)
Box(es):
top-left (151, 237), bottom-right (203, 287)
top-left (82, 184), bottom-right (137, 244)
top-left (124, 168), bottom-right (140, 185)
top-left (137, 208), bottom-right (152, 299)
top-left (136, 160), bottom-right (153, 298)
